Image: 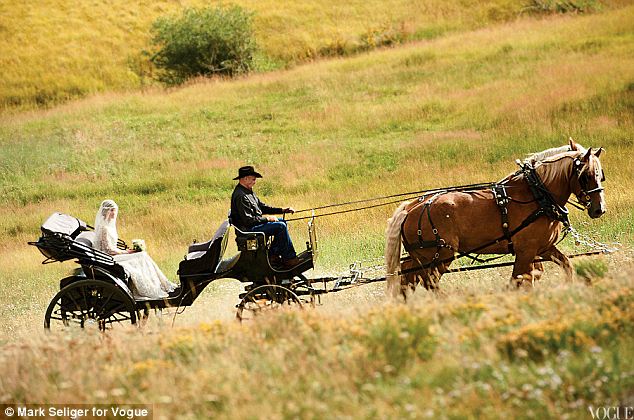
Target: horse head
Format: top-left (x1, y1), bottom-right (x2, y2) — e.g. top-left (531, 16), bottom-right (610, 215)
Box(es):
top-left (572, 147), bottom-right (606, 219)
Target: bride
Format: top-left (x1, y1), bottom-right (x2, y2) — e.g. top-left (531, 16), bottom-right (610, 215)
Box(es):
top-left (94, 199), bottom-right (177, 300)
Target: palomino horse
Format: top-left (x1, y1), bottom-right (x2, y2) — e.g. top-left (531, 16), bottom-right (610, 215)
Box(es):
top-left (385, 139), bottom-right (606, 298)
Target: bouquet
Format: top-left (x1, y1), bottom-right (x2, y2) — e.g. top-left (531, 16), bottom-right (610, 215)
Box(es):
top-left (132, 239), bottom-right (147, 252)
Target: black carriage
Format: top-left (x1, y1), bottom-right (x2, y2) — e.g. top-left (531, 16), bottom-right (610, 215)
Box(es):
top-left (29, 212), bottom-right (318, 330)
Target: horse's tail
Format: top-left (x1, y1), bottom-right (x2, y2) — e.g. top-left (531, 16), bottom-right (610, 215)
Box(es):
top-left (385, 201), bottom-right (410, 299)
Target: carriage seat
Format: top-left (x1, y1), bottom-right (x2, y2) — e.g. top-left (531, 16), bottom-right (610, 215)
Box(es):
top-left (227, 212), bottom-right (270, 252)
top-left (75, 231), bottom-right (96, 248)
top-left (178, 220), bottom-right (231, 276)
top-left (233, 226), bottom-right (268, 252)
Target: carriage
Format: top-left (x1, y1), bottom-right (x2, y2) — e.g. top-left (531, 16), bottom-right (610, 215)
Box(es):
top-left (30, 142), bottom-right (613, 330)
top-left (29, 212), bottom-right (320, 330)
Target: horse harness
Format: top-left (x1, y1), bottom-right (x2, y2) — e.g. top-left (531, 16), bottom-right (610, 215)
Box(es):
top-left (399, 161), bottom-right (575, 272)
top-left (400, 193), bottom-right (455, 265)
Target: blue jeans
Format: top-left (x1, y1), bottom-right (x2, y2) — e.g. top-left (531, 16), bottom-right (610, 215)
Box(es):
top-left (249, 219), bottom-right (297, 260)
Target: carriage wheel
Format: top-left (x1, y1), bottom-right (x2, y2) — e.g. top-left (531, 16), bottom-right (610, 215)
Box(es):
top-left (236, 284), bottom-right (302, 323)
top-left (288, 274), bottom-right (317, 307)
top-left (44, 279), bottom-right (137, 331)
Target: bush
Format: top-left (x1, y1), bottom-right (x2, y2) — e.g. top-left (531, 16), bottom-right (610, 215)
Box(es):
top-left (149, 6), bottom-right (257, 85)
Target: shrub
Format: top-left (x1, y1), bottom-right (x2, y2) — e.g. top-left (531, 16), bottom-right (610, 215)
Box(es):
top-left (149, 6), bottom-right (257, 85)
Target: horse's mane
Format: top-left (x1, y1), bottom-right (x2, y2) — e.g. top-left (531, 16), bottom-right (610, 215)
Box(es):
top-left (524, 143), bottom-right (588, 165)
top-left (501, 143), bottom-right (588, 184)
top-left (533, 150), bottom-right (582, 188)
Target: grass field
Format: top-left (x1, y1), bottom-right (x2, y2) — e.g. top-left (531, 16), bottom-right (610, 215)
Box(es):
top-left (0, 3), bottom-right (633, 418)
top-left (1, 256), bottom-right (633, 418)
top-left (0, 0), bottom-right (630, 109)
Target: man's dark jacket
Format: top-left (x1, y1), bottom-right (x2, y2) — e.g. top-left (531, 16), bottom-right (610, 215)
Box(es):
top-left (230, 184), bottom-right (282, 232)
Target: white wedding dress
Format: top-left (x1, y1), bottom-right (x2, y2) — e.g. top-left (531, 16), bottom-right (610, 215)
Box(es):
top-left (94, 201), bottom-right (177, 300)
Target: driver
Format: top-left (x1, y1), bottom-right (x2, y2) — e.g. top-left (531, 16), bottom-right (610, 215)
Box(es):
top-left (230, 165), bottom-right (300, 268)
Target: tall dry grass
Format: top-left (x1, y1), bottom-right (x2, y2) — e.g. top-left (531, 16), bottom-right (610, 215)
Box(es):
top-left (1, 0), bottom-right (630, 109)
top-left (1, 256), bottom-right (632, 418)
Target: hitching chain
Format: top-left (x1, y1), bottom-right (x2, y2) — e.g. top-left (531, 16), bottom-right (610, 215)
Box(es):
top-left (327, 224), bottom-right (617, 289)
top-left (564, 224), bottom-right (619, 254)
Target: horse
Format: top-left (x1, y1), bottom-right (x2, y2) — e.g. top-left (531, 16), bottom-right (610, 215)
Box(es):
top-left (385, 139), bottom-right (606, 298)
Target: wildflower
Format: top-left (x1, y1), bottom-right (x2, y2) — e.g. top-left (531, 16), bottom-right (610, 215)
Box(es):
top-left (447, 389), bottom-right (461, 399)
top-left (537, 366), bottom-right (550, 376)
top-left (478, 382), bottom-right (492, 392)
top-left (550, 374), bottom-right (563, 388)
top-left (361, 383), bottom-right (375, 392)
top-left (110, 388), bottom-right (126, 397)
top-left (204, 394), bottom-right (220, 403)
top-left (158, 395), bottom-right (172, 404)
top-left (58, 381), bottom-right (72, 390)
top-left (557, 350), bottom-right (571, 360)
top-left (516, 349), bottom-right (529, 358)
top-left (93, 390), bottom-right (108, 399)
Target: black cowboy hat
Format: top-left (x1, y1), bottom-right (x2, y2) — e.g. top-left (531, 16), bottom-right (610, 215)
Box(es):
top-left (233, 165), bottom-right (263, 180)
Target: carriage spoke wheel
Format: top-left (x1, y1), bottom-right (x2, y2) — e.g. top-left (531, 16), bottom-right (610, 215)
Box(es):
top-left (236, 284), bottom-right (302, 323)
top-left (288, 274), bottom-right (317, 307)
top-left (44, 279), bottom-right (137, 331)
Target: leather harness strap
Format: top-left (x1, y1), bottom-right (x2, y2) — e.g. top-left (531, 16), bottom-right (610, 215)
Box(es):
top-left (398, 193), bottom-right (453, 264)
top-left (519, 162), bottom-right (570, 228)
top-left (492, 184), bottom-right (514, 255)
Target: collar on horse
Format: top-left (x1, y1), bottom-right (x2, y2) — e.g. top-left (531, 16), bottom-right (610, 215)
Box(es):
top-left (516, 160), bottom-right (571, 228)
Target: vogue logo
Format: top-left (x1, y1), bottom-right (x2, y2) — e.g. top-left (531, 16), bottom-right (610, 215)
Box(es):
top-left (588, 406), bottom-right (634, 420)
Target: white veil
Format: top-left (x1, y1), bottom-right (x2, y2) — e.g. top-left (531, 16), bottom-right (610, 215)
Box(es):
top-left (94, 199), bottom-right (119, 253)
top-left (93, 199), bottom-right (178, 298)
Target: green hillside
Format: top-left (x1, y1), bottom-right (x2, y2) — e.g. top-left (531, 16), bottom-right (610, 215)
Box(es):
top-left (1, 6), bottom-right (632, 257)
top-left (0, 0), bottom-right (630, 109)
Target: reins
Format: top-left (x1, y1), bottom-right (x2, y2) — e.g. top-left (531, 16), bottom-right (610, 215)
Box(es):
top-left (284, 153), bottom-right (600, 222)
top-left (284, 182), bottom-right (496, 221)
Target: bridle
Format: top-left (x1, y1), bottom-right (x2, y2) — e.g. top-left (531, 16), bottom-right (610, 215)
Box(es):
top-left (570, 156), bottom-right (605, 210)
